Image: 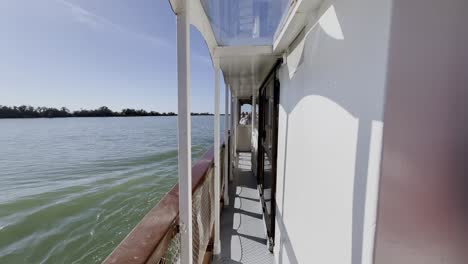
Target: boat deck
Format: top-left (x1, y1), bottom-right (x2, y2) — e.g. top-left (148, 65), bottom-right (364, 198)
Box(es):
top-left (215, 152), bottom-right (274, 264)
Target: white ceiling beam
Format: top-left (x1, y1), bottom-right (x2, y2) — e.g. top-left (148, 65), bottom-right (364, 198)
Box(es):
top-left (189, 0), bottom-right (218, 58)
top-left (214, 46), bottom-right (273, 58)
top-left (273, 0), bottom-right (322, 52)
top-left (168, 0), bottom-right (219, 66)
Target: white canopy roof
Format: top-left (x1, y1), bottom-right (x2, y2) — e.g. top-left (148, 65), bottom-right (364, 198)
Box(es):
top-left (200, 0), bottom-right (290, 46)
top-left (169, 0), bottom-right (322, 98)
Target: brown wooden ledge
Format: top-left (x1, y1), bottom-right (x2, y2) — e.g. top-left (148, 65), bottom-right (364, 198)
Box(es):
top-left (103, 145), bottom-right (217, 264)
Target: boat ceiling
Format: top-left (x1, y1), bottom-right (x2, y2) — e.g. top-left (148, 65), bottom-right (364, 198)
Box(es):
top-left (168, 0), bottom-right (322, 97)
top-left (215, 46), bottom-right (279, 98)
top-left (199, 0), bottom-right (290, 46)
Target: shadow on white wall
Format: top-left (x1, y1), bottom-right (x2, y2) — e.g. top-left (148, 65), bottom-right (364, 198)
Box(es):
top-left (275, 0), bottom-right (389, 263)
top-left (319, 5), bottom-right (345, 40)
top-left (287, 4), bottom-right (344, 79)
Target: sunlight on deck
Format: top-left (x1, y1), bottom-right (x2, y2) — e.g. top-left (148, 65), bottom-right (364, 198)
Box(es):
top-left (215, 152), bottom-right (274, 264)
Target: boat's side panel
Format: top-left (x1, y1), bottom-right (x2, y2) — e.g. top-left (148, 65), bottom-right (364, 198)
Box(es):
top-left (274, 0), bottom-right (392, 263)
top-left (374, 0), bottom-right (468, 263)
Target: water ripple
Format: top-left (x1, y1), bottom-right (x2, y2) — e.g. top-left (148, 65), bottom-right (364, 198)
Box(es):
top-left (0, 116), bottom-right (220, 263)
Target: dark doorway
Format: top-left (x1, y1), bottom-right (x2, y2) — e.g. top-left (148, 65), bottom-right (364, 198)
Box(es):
top-left (257, 59), bottom-right (281, 250)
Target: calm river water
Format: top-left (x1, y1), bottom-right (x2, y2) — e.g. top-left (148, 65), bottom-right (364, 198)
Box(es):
top-left (0, 116), bottom-right (218, 263)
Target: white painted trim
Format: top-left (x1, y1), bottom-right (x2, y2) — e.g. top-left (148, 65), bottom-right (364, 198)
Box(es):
top-left (252, 90), bottom-right (256, 135)
top-left (230, 95), bottom-right (235, 181)
top-left (273, 0), bottom-right (301, 50)
top-left (169, 0), bottom-right (218, 60)
top-left (176, 0), bottom-right (192, 262)
top-left (213, 64), bottom-right (221, 255)
top-left (273, 0), bottom-right (322, 52)
top-left (251, 89), bottom-right (257, 176)
top-left (224, 83), bottom-right (230, 206)
top-left (213, 45), bottom-right (274, 58)
top-left (189, 0), bottom-right (218, 59)
top-left (233, 97), bottom-right (238, 170)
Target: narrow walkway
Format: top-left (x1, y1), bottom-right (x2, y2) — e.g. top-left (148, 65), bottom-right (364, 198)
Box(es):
top-left (215, 152), bottom-right (274, 264)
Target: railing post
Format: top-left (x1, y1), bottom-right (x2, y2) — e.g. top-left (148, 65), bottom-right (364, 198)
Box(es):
top-left (224, 84), bottom-right (230, 205)
top-left (176, 0), bottom-right (192, 263)
top-left (214, 61), bottom-right (221, 256)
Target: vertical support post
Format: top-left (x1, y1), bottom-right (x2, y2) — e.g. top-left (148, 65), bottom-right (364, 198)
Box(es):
top-left (233, 97), bottom-right (238, 168)
top-left (230, 94), bottom-right (235, 181)
top-left (252, 89), bottom-right (256, 174)
top-left (214, 62), bottom-right (221, 255)
top-left (252, 91), bottom-right (256, 133)
top-left (176, 0), bottom-right (192, 263)
top-left (223, 84), bottom-right (229, 205)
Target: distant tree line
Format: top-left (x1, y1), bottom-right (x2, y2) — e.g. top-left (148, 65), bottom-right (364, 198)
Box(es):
top-left (0, 105), bottom-right (213, 119)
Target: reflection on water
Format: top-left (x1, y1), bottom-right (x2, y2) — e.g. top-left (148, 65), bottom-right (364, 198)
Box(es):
top-left (0, 116), bottom-right (218, 263)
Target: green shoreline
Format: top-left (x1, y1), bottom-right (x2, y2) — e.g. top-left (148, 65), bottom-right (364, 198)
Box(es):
top-left (0, 105), bottom-right (213, 119)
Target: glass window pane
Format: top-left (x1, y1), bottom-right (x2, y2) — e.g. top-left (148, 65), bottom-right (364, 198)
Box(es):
top-left (201, 0), bottom-right (292, 46)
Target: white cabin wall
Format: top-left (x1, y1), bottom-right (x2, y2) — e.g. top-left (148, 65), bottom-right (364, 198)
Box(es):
top-left (274, 0), bottom-right (392, 263)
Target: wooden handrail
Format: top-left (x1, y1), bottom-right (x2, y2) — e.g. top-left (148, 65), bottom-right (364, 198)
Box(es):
top-left (103, 143), bottom-right (222, 264)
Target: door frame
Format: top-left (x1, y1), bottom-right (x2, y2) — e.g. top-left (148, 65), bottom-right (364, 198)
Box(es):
top-left (256, 59), bottom-right (282, 250)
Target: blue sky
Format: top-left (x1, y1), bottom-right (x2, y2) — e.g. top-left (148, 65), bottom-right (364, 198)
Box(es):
top-left (0, 0), bottom-right (225, 113)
